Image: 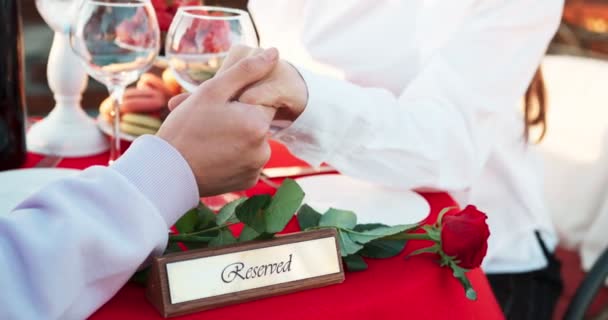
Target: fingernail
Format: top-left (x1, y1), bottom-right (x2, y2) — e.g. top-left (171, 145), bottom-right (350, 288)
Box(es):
top-left (261, 48), bottom-right (278, 62)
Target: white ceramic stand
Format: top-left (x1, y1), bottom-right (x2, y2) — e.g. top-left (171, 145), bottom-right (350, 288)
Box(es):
top-left (27, 32), bottom-right (109, 157)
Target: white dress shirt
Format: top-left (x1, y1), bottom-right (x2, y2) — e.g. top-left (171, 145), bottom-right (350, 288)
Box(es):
top-left (0, 136), bottom-right (199, 319)
top-left (249, 0), bottom-right (564, 273)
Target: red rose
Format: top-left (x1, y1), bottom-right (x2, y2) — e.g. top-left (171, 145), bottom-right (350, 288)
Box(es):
top-left (440, 205), bottom-right (490, 269)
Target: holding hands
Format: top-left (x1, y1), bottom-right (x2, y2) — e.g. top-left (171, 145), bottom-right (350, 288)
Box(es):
top-left (217, 45), bottom-right (309, 121)
top-left (157, 48), bottom-right (280, 196)
top-left (168, 45), bottom-right (308, 121)
top-left (148, 45), bottom-right (307, 196)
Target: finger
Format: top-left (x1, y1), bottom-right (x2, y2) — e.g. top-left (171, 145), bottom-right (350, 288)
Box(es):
top-left (238, 83), bottom-right (281, 109)
top-left (239, 86), bottom-right (299, 121)
top-left (194, 48), bottom-right (279, 103)
top-left (247, 103), bottom-right (277, 126)
top-left (256, 105), bottom-right (278, 124)
top-left (230, 101), bottom-right (277, 130)
top-left (216, 45), bottom-right (260, 75)
top-left (168, 93), bottom-right (191, 111)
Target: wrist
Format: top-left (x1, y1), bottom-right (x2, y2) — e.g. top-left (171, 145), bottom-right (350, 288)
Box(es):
top-left (111, 135), bottom-right (200, 226)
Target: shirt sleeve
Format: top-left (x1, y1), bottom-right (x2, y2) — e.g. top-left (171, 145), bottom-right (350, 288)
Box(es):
top-left (0, 135), bottom-right (199, 319)
top-left (274, 0), bottom-right (563, 191)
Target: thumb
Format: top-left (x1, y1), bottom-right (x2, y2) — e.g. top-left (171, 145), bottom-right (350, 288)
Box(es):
top-left (193, 48), bottom-right (279, 103)
top-left (168, 93), bottom-right (190, 111)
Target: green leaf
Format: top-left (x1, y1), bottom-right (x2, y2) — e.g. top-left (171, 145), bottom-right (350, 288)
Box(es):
top-left (236, 195), bottom-right (271, 233)
top-left (130, 268), bottom-right (150, 286)
top-left (184, 242), bottom-right (208, 250)
top-left (209, 229), bottom-right (237, 247)
top-left (355, 223), bottom-right (408, 258)
top-left (164, 242), bottom-right (184, 254)
top-left (196, 203), bottom-right (217, 230)
top-left (354, 223), bottom-right (387, 232)
top-left (238, 225), bottom-right (275, 242)
top-left (346, 225), bottom-right (417, 245)
top-left (450, 263), bottom-right (477, 301)
top-left (169, 235), bottom-right (215, 243)
top-left (320, 208), bottom-right (357, 229)
top-left (408, 244), bottom-right (439, 258)
top-left (422, 225), bottom-right (441, 242)
top-left (297, 204), bottom-right (322, 230)
top-left (265, 179), bottom-right (305, 233)
top-left (343, 254), bottom-right (368, 272)
top-left (360, 239), bottom-right (407, 259)
top-left (256, 233), bottom-right (275, 241)
top-left (174, 208), bottom-right (199, 234)
top-left (216, 198), bottom-right (247, 225)
top-left (436, 206), bottom-right (457, 226)
top-left (338, 230), bottom-right (364, 257)
top-left (465, 288), bottom-right (478, 301)
top-left (239, 225), bottom-right (261, 242)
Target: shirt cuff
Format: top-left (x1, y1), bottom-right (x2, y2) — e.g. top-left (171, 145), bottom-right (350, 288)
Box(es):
top-left (111, 135), bottom-right (199, 227)
top-left (272, 67), bottom-right (355, 167)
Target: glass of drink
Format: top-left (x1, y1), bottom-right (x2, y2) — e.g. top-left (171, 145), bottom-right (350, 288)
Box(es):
top-left (70, 0), bottom-right (160, 163)
top-left (165, 6), bottom-right (257, 92)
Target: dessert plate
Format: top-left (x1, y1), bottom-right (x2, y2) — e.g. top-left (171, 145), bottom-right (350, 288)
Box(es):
top-left (295, 174), bottom-right (430, 225)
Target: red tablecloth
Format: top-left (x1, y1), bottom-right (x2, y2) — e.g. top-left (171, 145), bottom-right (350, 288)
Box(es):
top-left (25, 141), bottom-right (504, 320)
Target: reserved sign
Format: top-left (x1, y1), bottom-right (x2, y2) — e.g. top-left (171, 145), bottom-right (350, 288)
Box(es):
top-left (146, 229), bottom-right (344, 317)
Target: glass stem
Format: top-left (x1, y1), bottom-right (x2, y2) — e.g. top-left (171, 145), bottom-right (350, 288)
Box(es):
top-left (108, 85), bottom-right (126, 164)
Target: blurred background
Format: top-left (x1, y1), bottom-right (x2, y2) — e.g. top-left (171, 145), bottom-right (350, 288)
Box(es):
top-left (21, 0), bottom-right (608, 115)
top-left (22, 0), bottom-right (247, 115)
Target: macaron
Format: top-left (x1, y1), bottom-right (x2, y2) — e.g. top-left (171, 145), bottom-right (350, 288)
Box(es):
top-left (120, 113), bottom-right (163, 136)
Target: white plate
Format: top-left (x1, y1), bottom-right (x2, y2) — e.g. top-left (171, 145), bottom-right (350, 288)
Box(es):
top-left (0, 168), bottom-right (80, 215)
top-left (97, 115), bottom-right (138, 142)
top-left (295, 174), bottom-right (430, 225)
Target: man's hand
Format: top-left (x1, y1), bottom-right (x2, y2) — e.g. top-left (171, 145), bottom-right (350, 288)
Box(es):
top-left (217, 45), bottom-right (309, 121)
top-left (157, 48), bottom-right (280, 196)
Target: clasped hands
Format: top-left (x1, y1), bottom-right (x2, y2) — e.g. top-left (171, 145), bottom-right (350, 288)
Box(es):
top-left (169, 45), bottom-right (308, 120)
top-left (156, 46), bottom-right (308, 197)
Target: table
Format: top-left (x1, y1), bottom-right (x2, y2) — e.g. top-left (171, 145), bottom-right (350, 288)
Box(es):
top-left (25, 140), bottom-right (504, 320)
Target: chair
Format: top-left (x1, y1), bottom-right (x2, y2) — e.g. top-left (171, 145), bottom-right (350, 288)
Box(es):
top-left (564, 247), bottom-right (608, 320)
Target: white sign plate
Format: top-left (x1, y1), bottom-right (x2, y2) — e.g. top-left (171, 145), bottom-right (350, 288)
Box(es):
top-left (146, 229), bottom-right (345, 318)
top-left (166, 236), bottom-right (340, 303)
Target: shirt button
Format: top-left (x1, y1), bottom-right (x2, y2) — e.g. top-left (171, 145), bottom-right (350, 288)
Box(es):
top-left (280, 135), bottom-right (296, 143)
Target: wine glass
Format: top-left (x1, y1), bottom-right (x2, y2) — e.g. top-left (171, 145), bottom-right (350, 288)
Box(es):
top-left (165, 6), bottom-right (258, 92)
top-left (70, 0), bottom-right (160, 163)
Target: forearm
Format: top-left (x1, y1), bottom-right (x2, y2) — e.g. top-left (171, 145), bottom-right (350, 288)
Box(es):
top-left (0, 135), bottom-right (198, 319)
top-left (275, 0), bottom-right (563, 191)
top-left (275, 71), bottom-right (485, 191)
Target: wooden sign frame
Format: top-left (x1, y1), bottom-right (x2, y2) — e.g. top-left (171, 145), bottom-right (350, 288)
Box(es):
top-left (146, 229), bottom-right (344, 318)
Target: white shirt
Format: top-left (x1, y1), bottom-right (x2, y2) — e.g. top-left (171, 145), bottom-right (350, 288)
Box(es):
top-left (0, 136), bottom-right (199, 319)
top-left (249, 0), bottom-right (564, 273)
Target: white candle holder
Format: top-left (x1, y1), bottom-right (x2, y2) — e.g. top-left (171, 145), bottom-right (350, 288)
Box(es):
top-left (28, 1), bottom-right (109, 156)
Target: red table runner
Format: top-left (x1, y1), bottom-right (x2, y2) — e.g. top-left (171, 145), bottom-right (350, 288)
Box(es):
top-left (25, 140), bottom-right (504, 320)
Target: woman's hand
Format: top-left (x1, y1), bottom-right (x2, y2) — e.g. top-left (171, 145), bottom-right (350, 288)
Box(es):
top-left (218, 45), bottom-right (308, 121)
